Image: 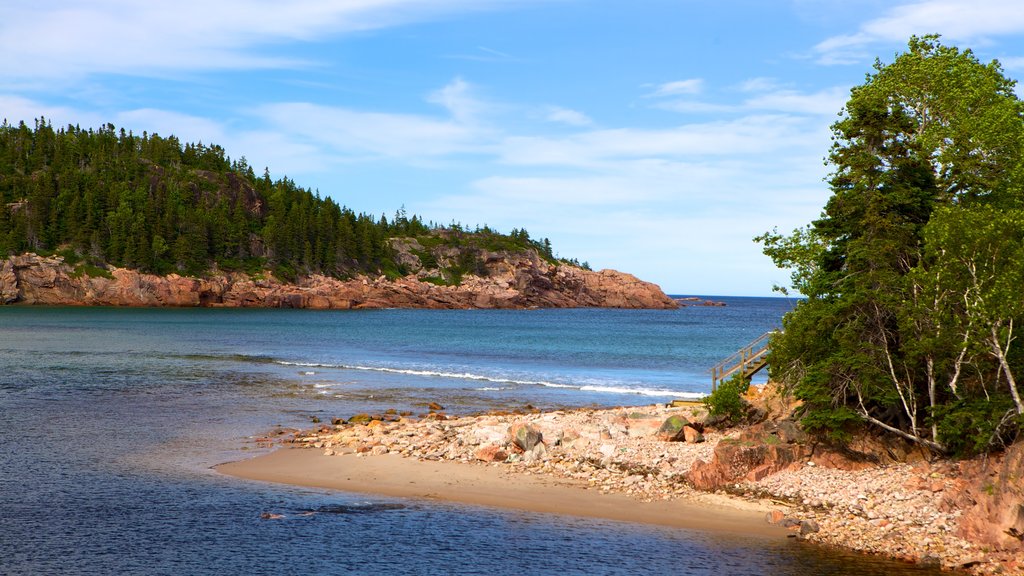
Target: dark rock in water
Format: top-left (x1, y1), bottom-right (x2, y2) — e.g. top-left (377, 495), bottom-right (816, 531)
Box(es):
top-left (799, 519), bottom-right (820, 536)
top-left (347, 414), bottom-right (373, 425)
top-left (778, 517), bottom-right (801, 529)
top-left (427, 402), bottom-right (444, 411)
top-left (657, 415), bottom-right (690, 440)
top-left (260, 512), bottom-right (284, 520)
top-left (510, 422), bottom-right (543, 452)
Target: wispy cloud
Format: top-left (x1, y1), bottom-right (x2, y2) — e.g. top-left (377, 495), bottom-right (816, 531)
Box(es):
top-left (644, 79), bottom-right (705, 98)
top-left (446, 45), bottom-right (520, 62)
top-left (647, 81), bottom-right (847, 118)
top-left (813, 0), bottom-right (1024, 65)
top-left (0, 0), bottom-right (524, 83)
top-left (541, 106), bottom-right (593, 127)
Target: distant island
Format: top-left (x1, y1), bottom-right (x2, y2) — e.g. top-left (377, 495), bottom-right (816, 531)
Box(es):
top-left (0, 120), bottom-right (674, 309)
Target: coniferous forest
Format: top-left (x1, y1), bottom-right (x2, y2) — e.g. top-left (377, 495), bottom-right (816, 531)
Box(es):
top-left (0, 120), bottom-right (557, 282)
top-left (759, 36), bottom-right (1024, 456)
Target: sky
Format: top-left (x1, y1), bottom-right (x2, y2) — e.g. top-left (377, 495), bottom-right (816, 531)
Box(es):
top-left (4, 1), bottom-right (1024, 296)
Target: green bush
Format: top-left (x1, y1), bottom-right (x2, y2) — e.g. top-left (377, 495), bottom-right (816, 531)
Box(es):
top-left (703, 374), bottom-right (750, 423)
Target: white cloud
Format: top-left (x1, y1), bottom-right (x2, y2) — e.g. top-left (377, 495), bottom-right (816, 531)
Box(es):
top-left (652, 100), bottom-right (737, 114)
top-left (0, 94), bottom-right (89, 127)
top-left (427, 77), bottom-right (487, 123)
top-left (744, 86), bottom-right (849, 116)
top-left (542, 106), bottom-right (593, 127)
top-left (814, 0), bottom-right (1024, 64)
top-left (497, 115), bottom-right (822, 167)
top-left (645, 79), bottom-right (705, 97)
top-left (0, 0), bottom-right (521, 83)
top-left (115, 109), bottom-right (228, 144)
top-left (256, 103), bottom-right (486, 161)
top-left (739, 77), bottom-right (784, 93)
top-left (1000, 56), bottom-right (1024, 71)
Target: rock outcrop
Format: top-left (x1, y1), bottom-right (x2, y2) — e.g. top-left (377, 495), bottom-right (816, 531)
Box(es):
top-left (0, 253), bottom-right (678, 309)
top-left (951, 441), bottom-right (1024, 553)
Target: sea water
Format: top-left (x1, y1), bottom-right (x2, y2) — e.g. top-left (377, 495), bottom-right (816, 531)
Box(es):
top-left (0, 300), bottom-right (951, 575)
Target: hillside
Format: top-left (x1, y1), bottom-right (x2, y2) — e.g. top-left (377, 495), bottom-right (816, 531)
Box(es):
top-left (0, 120), bottom-right (675, 309)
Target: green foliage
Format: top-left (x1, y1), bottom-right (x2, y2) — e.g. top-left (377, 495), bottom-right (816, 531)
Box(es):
top-left (932, 397), bottom-right (1017, 457)
top-left (703, 374), bottom-right (750, 423)
top-left (0, 119), bottom-right (569, 285)
top-left (757, 35), bottom-right (1024, 455)
top-left (69, 262), bottom-right (113, 280)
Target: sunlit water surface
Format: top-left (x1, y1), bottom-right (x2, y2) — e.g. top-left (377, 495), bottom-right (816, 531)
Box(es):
top-left (0, 302), bottom-right (951, 575)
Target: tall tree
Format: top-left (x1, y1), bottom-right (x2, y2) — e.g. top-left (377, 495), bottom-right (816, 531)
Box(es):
top-left (759, 36), bottom-right (1024, 453)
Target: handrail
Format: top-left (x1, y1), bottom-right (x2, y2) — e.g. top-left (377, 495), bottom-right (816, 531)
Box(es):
top-left (710, 331), bottom-right (775, 390)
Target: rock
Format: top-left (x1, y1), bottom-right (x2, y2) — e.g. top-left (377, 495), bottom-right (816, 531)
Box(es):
top-left (681, 425), bottom-right (704, 444)
top-left (510, 422), bottom-right (543, 452)
top-left (259, 512), bottom-right (284, 520)
top-left (956, 441), bottom-right (1024, 551)
top-left (657, 415), bottom-right (690, 440)
top-left (474, 445), bottom-right (508, 462)
top-left (685, 427), bottom-right (804, 490)
top-left (523, 442), bottom-right (548, 464)
top-left (775, 420), bottom-right (807, 444)
top-left (0, 251), bottom-right (677, 309)
top-left (766, 509), bottom-right (786, 525)
top-left (347, 414), bottom-right (373, 425)
top-left (799, 519), bottom-right (820, 536)
top-left (426, 402), bottom-right (444, 411)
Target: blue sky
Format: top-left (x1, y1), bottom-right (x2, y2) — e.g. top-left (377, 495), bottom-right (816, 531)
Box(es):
top-left (4, 1), bottom-right (1024, 296)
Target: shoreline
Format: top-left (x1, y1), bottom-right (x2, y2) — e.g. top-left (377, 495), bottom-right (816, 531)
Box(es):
top-left (214, 399), bottom-right (1023, 573)
top-left (217, 447), bottom-right (786, 538)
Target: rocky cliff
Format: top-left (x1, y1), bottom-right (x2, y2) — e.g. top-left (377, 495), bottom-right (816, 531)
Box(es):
top-left (0, 252), bottom-right (678, 310)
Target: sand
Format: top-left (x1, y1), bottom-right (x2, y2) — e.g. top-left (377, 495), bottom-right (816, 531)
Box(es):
top-left (217, 448), bottom-right (785, 538)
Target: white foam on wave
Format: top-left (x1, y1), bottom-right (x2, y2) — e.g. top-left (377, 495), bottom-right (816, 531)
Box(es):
top-left (276, 360), bottom-right (703, 399)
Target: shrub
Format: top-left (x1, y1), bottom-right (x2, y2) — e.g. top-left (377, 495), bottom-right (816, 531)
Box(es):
top-left (703, 374), bottom-right (750, 424)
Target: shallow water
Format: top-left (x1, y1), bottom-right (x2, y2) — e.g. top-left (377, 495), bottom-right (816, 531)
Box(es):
top-left (0, 302), bottom-right (952, 575)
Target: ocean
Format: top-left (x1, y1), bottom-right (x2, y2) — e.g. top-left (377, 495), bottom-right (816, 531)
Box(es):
top-left (0, 299), bottom-right (949, 575)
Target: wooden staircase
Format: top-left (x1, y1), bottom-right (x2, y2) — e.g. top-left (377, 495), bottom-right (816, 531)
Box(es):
top-left (710, 331), bottom-right (774, 390)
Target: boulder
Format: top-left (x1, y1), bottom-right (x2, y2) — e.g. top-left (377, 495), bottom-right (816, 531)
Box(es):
top-left (799, 519), bottom-right (820, 536)
top-left (656, 415), bottom-right (690, 440)
top-left (775, 420), bottom-right (808, 444)
top-left (347, 414), bottom-right (374, 425)
top-left (474, 445), bottom-right (508, 463)
top-left (685, 428), bottom-right (805, 490)
top-left (509, 422), bottom-right (543, 452)
top-left (680, 425), bottom-right (705, 444)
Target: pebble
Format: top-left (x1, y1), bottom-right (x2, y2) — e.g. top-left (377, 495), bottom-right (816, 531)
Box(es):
top-left (283, 404), bottom-right (1012, 574)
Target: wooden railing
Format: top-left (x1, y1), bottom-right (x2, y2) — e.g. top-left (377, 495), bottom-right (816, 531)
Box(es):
top-left (710, 331), bottom-right (774, 390)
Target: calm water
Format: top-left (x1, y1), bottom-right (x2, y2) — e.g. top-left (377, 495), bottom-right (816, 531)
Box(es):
top-left (0, 299), bottom-right (950, 575)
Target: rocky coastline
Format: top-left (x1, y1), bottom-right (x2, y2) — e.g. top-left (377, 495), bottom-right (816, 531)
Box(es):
top-left (0, 252), bottom-right (677, 309)
top-left (269, 388), bottom-right (1024, 574)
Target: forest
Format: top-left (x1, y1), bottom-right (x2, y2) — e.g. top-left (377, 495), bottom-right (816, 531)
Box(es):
top-left (759, 36), bottom-right (1024, 456)
top-left (0, 120), bottom-right (558, 283)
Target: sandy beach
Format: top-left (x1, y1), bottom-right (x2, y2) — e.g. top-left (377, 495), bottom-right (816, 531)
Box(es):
top-left (215, 397), bottom-right (1023, 574)
top-left (218, 447), bottom-right (784, 537)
